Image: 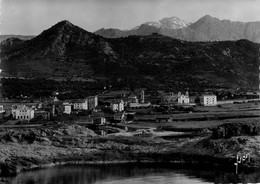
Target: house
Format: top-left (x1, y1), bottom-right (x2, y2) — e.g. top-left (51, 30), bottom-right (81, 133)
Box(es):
top-left (178, 91), bottom-right (190, 104)
top-left (93, 116), bottom-right (106, 125)
top-left (127, 95), bottom-right (139, 108)
top-left (127, 94), bottom-right (151, 108)
top-left (161, 92), bottom-right (178, 105)
top-left (200, 94), bottom-right (217, 106)
top-left (110, 100), bottom-right (124, 112)
top-left (0, 105), bottom-right (5, 120)
top-left (73, 99), bottom-right (88, 110)
top-left (63, 102), bottom-right (72, 114)
top-left (0, 105), bottom-right (5, 113)
top-left (11, 105), bottom-right (35, 120)
top-left (91, 111), bottom-right (106, 125)
top-left (128, 95), bottom-right (139, 103)
top-left (87, 96), bottom-right (98, 110)
top-left (113, 112), bottom-right (126, 122)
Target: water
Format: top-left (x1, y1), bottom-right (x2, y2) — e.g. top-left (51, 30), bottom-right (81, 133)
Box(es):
top-left (7, 163), bottom-right (260, 184)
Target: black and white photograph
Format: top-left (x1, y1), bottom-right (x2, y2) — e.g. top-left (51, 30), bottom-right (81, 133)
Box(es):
top-left (0, 0), bottom-right (260, 183)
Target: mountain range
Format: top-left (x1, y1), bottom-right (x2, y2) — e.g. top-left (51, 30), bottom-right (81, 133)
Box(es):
top-left (0, 20), bottom-right (259, 91)
top-left (95, 15), bottom-right (260, 43)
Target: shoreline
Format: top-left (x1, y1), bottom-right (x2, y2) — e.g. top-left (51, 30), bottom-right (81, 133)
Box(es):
top-left (1, 122), bottom-right (260, 178)
top-left (0, 151), bottom-right (252, 177)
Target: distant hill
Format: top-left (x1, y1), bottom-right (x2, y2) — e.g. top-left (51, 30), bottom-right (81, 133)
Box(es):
top-left (95, 15), bottom-right (260, 43)
top-left (0, 35), bottom-right (34, 43)
top-left (0, 20), bottom-right (259, 91)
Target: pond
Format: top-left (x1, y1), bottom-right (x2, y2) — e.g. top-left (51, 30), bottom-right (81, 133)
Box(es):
top-left (7, 163), bottom-right (260, 184)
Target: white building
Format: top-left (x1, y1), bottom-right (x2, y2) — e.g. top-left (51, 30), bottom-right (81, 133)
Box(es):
top-left (110, 100), bottom-right (124, 112)
top-left (0, 105), bottom-right (5, 120)
top-left (63, 102), bottom-right (72, 114)
top-left (73, 99), bottom-right (88, 110)
top-left (178, 91), bottom-right (190, 104)
top-left (201, 94), bottom-right (217, 106)
top-left (0, 105), bottom-right (4, 113)
top-left (11, 105), bottom-right (35, 120)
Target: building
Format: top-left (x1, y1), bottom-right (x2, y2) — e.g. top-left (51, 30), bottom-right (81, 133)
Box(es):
top-left (73, 99), bottom-right (88, 110)
top-left (127, 95), bottom-right (139, 107)
top-left (87, 96), bottom-right (98, 110)
top-left (63, 102), bottom-right (72, 114)
top-left (110, 100), bottom-right (124, 112)
top-left (113, 112), bottom-right (126, 122)
top-left (0, 105), bottom-right (5, 120)
top-left (0, 105), bottom-right (5, 113)
top-left (200, 94), bottom-right (217, 106)
top-left (178, 91), bottom-right (190, 104)
top-left (93, 116), bottom-right (106, 125)
top-left (127, 93), bottom-right (150, 108)
top-left (161, 92), bottom-right (178, 105)
top-left (11, 105), bottom-right (35, 120)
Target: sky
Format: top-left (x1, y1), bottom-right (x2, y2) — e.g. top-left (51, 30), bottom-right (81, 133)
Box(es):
top-left (1, 0), bottom-right (260, 35)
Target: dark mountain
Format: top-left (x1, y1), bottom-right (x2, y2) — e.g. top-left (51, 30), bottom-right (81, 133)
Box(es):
top-left (1, 21), bottom-right (259, 91)
top-left (0, 20), bottom-right (117, 80)
top-left (95, 15), bottom-right (260, 43)
top-left (0, 35), bottom-right (34, 43)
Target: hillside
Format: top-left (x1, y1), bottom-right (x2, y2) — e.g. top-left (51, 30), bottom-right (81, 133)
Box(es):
top-left (95, 15), bottom-right (260, 43)
top-left (0, 20), bottom-right (259, 92)
top-left (0, 20), bottom-right (117, 80)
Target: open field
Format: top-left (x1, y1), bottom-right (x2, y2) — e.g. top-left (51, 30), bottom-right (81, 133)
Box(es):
top-left (120, 117), bottom-right (260, 131)
top-left (194, 101), bottom-right (260, 112)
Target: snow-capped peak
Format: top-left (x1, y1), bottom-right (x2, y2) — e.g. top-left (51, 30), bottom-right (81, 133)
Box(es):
top-left (159, 16), bottom-right (188, 29)
top-left (130, 16), bottom-right (188, 30)
top-left (143, 21), bottom-right (162, 28)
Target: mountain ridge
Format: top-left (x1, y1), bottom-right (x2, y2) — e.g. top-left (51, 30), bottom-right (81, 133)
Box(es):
top-left (0, 20), bottom-right (259, 91)
top-left (95, 15), bottom-right (260, 43)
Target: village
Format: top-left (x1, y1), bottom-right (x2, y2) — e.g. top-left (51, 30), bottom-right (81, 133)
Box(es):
top-left (0, 88), bottom-right (259, 137)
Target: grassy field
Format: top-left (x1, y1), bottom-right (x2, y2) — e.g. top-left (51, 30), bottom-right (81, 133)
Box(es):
top-left (194, 101), bottom-right (260, 112)
top-left (120, 117), bottom-right (260, 130)
top-left (121, 101), bottom-right (260, 131)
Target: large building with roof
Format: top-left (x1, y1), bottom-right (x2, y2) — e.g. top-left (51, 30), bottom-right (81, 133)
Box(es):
top-left (11, 105), bottom-right (35, 120)
top-left (200, 94), bottom-right (217, 106)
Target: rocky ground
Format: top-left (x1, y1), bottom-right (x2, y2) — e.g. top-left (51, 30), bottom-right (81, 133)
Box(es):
top-left (1, 121), bottom-right (260, 179)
